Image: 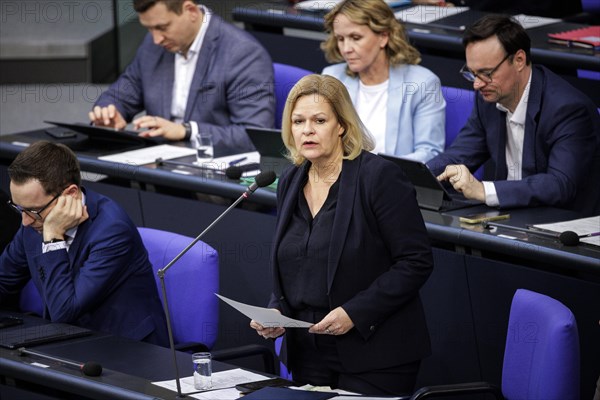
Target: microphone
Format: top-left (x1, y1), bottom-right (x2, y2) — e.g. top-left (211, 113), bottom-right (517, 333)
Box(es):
top-left (18, 347), bottom-right (102, 377)
top-left (225, 165), bottom-right (243, 180)
top-left (156, 170), bottom-right (276, 397)
top-left (225, 163), bottom-right (262, 180)
top-left (485, 222), bottom-right (588, 246)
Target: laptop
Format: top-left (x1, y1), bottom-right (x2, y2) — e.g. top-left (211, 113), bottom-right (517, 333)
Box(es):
top-left (245, 127), bottom-right (292, 176)
top-left (44, 121), bottom-right (166, 149)
top-left (0, 323), bottom-right (92, 349)
top-left (379, 153), bottom-right (481, 211)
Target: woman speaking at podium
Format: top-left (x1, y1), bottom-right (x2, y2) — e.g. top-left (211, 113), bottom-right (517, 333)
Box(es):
top-left (250, 75), bottom-right (433, 396)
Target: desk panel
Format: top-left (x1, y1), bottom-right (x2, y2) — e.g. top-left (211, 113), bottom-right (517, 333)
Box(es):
top-left (1, 135), bottom-right (599, 397)
top-left (233, 3), bottom-right (600, 105)
top-left (419, 248), bottom-right (481, 386)
top-left (467, 256), bottom-right (600, 398)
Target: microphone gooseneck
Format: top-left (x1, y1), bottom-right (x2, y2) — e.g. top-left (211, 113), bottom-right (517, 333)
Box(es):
top-left (485, 223), bottom-right (582, 247)
top-left (245, 171), bottom-right (277, 195)
top-left (18, 347), bottom-right (103, 377)
top-left (156, 169), bottom-right (277, 397)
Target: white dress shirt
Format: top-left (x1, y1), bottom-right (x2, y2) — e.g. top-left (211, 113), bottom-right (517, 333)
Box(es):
top-left (171, 6), bottom-right (211, 139)
top-left (483, 72), bottom-right (532, 206)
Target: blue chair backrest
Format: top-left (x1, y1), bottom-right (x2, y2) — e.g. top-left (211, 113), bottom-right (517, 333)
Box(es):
top-left (442, 86), bottom-right (484, 179)
top-left (138, 227), bottom-right (220, 350)
top-left (502, 289), bottom-right (580, 399)
top-left (442, 86), bottom-right (475, 149)
top-left (582, 0), bottom-right (600, 13)
top-left (273, 63), bottom-right (312, 129)
top-left (19, 279), bottom-right (44, 316)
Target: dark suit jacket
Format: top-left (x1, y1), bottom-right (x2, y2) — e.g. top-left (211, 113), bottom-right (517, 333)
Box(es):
top-left (428, 65), bottom-right (600, 216)
top-left (0, 189), bottom-right (20, 254)
top-left (0, 188), bottom-right (168, 346)
top-left (269, 151), bottom-right (433, 372)
top-left (95, 12), bottom-right (275, 156)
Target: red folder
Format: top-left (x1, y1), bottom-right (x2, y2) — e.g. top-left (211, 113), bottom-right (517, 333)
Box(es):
top-left (547, 25), bottom-right (600, 50)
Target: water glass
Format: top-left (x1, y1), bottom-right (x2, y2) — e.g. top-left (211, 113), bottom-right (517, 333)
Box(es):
top-left (192, 352), bottom-right (212, 390)
top-left (194, 133), bottom-right (214, 164)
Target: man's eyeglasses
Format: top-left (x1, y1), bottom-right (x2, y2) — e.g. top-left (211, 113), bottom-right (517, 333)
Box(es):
top-left (7, 192), bottom-right (61, 221)
top-left (460, 53), bottom-right (512, 83)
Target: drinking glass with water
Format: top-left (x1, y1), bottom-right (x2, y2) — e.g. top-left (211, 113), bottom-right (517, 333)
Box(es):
top-left (192, 352), bottom-right (212, 390)
top-left (194, 133), bottom-right (214, 165)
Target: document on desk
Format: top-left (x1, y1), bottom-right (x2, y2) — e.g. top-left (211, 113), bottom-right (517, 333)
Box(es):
top-left (394, 5), bottom-right (468, 25)
top-left (295, 0), bottom-right (410, 12)
top-left (152, 368), bottom-right (270, 399)
top-left (98, 144), bottom-right (196, 165)
top-left (512, 14), bottom-right (561, 30)
top-left (216, 294), bottom-right (313, 328)
top-left (532, 215), bottom-right (600, 246)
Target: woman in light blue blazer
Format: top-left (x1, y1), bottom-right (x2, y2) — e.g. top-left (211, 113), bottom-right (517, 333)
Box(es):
top-left (321, 0), bottom-right (445, 162)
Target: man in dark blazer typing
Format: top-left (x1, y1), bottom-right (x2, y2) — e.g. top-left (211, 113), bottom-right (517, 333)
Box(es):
top-left (427, 15), bottom-right (600, 216)
top-left (90, 0), bottom-right (274, 156)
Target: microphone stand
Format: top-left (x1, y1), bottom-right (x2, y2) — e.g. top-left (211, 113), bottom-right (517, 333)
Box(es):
top-left (156, 173), bottom-right (275, 397)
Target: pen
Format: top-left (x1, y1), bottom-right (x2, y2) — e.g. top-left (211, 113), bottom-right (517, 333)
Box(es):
top-left (229, 156), bottom-right (247, 166)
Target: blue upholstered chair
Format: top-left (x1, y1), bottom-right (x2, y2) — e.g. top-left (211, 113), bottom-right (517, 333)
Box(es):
top-left (138, 227), bottom-right (220, 351)
top-left (442, 86), bottom-right (475, 149)
top-left (410, 289), bottom-right (580, 400)
top-left (273, 63), bottom-right (312, 129)
top-left (19, 279), bottom-right (43, 317)
top-left (441, 86), bottom-right (484, 179)
top-left (139, 227), bottom-right (276, 372)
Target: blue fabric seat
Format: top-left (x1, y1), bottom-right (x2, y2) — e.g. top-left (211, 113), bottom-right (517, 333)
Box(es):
top-left (138, 227), bottom-right (219, 351)
top-left (273, 63), bottom-right (312, 129)
top-left (410, 288), bottom-right (580, 400)
top-left (442, 86), bottom-right (483, 179)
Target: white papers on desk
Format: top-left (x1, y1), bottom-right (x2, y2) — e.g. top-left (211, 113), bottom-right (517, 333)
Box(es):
top-left (295, 0), bottom-right (409, 11)
top-left (152, 368), bottom-right (269, 399)
top-left (395, 5), bottom-right (469, 25)
top-left (533, 216), bottom-right (600, 247)
top-left (216, 294), bottom-right (313, 328)
top-left (513, 14), bottom-right (561, 30)
top-left (98, 144), bottom-right (195, 165)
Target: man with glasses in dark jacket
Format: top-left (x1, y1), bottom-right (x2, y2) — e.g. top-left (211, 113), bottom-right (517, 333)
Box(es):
top-left (428, 15), bottom-right (600, 216)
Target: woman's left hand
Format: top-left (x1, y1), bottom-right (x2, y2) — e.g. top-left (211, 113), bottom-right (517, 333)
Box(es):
top-left (309, 307), bottom-right (354, 336)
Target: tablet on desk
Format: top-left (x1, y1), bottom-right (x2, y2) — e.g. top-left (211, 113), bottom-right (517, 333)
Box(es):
top-left (0, 323), bottom-right (92, 349)
top-left (379, 153), bottom-right (481, 211)
top-left (44, 121), bottom-right (166, 148)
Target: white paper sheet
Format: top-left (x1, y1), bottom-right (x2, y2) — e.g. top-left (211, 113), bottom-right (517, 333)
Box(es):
top-left (216, 294), bottom-right (313, 328)
top-left (98, 144), bottom-right (196, 165)
top-left (152, 368), bottom-right (270, 399)
top-left (394, 5), bottom-right (469, 25)
top-left (295, 0), bottom-right (409, 12)
top-left (533, 215), bottom-right (600, 246)
top-left (513, 14), bottom-right (561, 30)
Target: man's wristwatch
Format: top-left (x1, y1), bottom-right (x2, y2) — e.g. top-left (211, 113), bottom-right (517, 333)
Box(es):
top-left (43, 238), bottom-right (65, 245)
top-left (182, 122), bottom-right (192, 141)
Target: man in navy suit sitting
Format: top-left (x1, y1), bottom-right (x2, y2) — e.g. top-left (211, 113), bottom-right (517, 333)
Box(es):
top-left (428, 15), bottom-right (600, 216)
top-left (0, 141), bottom-right (168, 345)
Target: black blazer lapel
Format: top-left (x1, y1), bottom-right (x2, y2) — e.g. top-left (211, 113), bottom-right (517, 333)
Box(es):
top-left (326, 155), bottom-right (361, 293)
top-left (522, 67), bottom-right (543, 178)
